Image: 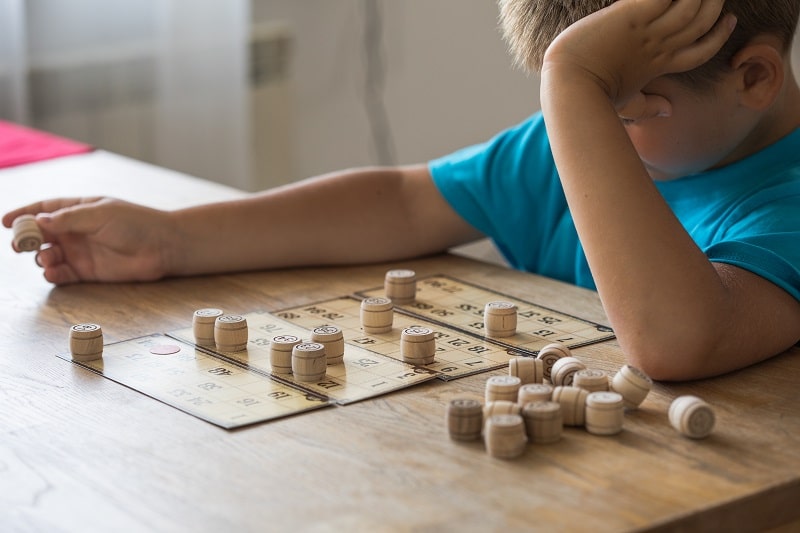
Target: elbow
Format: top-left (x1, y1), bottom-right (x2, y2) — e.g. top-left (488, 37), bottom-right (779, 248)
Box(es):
top-left (616, 326), bottom-right (720, 382)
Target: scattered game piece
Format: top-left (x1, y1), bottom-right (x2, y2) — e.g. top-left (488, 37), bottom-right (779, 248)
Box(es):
top-left (537, 342), bottom-right (571, 382)
top-left (485, 414), bottom-right (527, 459)
top-left (585, 391), bottom-right (625, 436)
top-left (446, 398), bottom-right (484, 441)
top-left (483, 400), bottom-right (520, 421)
top-left (399, 327), bottom-right (436, 365)
top-left (517, 383), bottom-right (553, 405)
top-left (192, 308), bottom-right (224, 346)
top-left (610, 364), bottom-right (653, 409)
top-left (551, 385), bottom-right (589, 427)
top-left (360, 297), bottom-right (394, 334)
top-left (384, 269), bottom-right (417, 303)
top-left (311, 325), bottom-right (345, 365)
top-left (291, 342), bottom-right (327, 382)
top-left (509, 356), bottom-right (544, 384)
top-left (483, 301), bottom-right (518, 338)
top-left (214, 315), bottom-right (249, 352)
top-left (12, 214), bottom-right (43, 252)
top-left (485, 375), bottom-right (521, 403)
top-left (69, 323), bottom-right (104, 362)
top-left (669, 395), bottom-right (715, 439)
top-left (269, 334), bottom-right (302, 374)
top-left (573, 368), bottom-right (609, 393)
top-left (550, 356), bottom-right (586, 386)
top-left (521, 401), bottom-right (563, 444)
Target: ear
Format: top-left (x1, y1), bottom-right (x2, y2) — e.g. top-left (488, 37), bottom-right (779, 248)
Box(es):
top-left (730, 42), bottom-right (785, 111)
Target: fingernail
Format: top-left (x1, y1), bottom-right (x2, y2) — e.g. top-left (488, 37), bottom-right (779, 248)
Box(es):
top-left (36, 213), bottom-right (52, 224)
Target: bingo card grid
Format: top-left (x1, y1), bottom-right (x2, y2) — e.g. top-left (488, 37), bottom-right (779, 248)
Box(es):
top-left (359, 274), bottom-right (615, 353)
top-left (170, 310), bottom-right (442, 404)
top-left (273, 296), bottom-right (528, 380)
top-left (57, 333), bottom-right (331, 429)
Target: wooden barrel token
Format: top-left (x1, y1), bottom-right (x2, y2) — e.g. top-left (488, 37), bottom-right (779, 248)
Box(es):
top-left (69, 323), bottom-right (104, 362)
top-left (446, 398), bottom-right (484, 441)
top-left (311, 325), bottom-right (345, 365)
top-left (551, 385), bottom-right (589, 427)
top-left (192, 308), bottom-right (223, 346)
top-left (483, 400), bottom-right (521, 422)
top-left (484, 301), bottom-right (518, 338)
top-left (485, 375), bottom-right (521, 403)
top-left (573, 368), bottom-right (609, 393)
top-left (384, 269), bottom-right (417, 303)
top-left (214, 315), bottom-right (248, 352)
top-left (550, 356), bottom-right (586, 386)
top-left (270, 334), bottom-right (301, 374)
top-left (360, 297), bottom-right (394, 334)
top-left (12, 214), bottom-right (43, 252)
top-left (292, 342), bottom-right (327, 382)
top-left (611, 364), bottom-right (653, 409)
top-left (585, 391), bottom-right (625, 436)
top-left (537, 342), bottom-right (571, 382)
top-left (521, 401), bottom-right (563, 444)
top-left (518, 383), bottom-right (554, 405)
top-left (669, 395), bottom-right (715, 439)
top-left (484, 414), bottom-right (527, 459)
top-left (400, 327), bottom-right (436, 365)
top-left (509, 356), bottom-right (544, 384)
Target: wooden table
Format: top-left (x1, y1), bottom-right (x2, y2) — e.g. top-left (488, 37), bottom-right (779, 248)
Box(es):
top-left (2, 152), bottom-right (799, 532)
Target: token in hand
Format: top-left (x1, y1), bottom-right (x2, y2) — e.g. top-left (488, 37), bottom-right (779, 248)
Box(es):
top-left (12, 214), bottom-right (43, 252)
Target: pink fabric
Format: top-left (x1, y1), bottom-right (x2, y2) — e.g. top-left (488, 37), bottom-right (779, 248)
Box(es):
top-left (0, 120), bottom-right (92, 169)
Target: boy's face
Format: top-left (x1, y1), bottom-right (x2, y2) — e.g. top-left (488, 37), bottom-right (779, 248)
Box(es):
top-left (622, 74), bottom-right (754, 181)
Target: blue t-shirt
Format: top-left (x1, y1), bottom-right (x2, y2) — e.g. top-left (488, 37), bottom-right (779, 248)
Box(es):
top-left (429, 112), bottom-right (800, 301)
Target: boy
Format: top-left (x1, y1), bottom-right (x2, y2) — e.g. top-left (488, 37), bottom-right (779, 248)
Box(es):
top-left (4, 0), bottom-right (800, 381)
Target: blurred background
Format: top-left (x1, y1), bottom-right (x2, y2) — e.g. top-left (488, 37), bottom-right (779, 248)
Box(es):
top-left (0, 0), bottom-right (539, 191)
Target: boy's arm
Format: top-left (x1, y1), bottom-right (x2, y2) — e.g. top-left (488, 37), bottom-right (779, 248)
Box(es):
top-left (167, 165), bottom-right (482, 275)
top-left (2, 165), bottom-right (483, 284)
top-left (541, 0), bottom-right (800, 379)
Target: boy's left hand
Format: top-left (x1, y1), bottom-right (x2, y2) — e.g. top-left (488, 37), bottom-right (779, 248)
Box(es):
top-left (542, 0), bottom-right (736, 119)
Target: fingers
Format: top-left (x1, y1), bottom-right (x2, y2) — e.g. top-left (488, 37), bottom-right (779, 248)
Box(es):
top-left (34, 201), bottom-right (109, 239)
top-left (2, 197), bottom-right (104, 228)
top-left (42, 262), bottom-right (81, 285)
top-left (669, 13), bottom-right (737, 74)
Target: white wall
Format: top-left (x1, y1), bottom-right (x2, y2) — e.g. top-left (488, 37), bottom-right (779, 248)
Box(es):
top-left (252, 0), bottom-right (540, 183)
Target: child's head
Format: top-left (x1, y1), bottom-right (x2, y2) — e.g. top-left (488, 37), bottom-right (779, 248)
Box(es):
top-left (499, 0), bottom-right (800, 87)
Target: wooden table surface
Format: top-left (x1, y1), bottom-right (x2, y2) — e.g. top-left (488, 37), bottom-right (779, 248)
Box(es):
top-left (2, 152), bottom-right (799, 532)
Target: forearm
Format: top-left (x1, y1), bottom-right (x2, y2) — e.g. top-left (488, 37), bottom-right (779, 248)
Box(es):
top-left (165, 165), bottom-right (478, 276)
top-left (541, 72), bottom-right (738, 378)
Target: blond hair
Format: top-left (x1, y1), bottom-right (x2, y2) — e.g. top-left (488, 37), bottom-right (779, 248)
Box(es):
top-left (499, 0), bottom-right (800, 85)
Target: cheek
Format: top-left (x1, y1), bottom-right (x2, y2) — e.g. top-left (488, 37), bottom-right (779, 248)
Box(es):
top-left (626, 118), bottom-right (726, 177)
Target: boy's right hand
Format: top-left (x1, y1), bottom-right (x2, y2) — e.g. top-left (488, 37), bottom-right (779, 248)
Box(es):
top-left (3, 198), bottom-right (173, 284)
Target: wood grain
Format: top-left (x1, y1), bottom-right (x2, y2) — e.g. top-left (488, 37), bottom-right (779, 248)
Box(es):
top-left (2, 153), bottom-right (799, 532)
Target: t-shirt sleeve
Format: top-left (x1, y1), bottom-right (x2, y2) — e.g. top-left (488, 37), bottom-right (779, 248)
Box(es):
top-left (427, 113), bottom-right (568, 271)
top-left (705, 185), bottom-right (800, 301)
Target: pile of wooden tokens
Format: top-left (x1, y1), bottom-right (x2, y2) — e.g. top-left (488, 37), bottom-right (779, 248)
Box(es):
top-left (446, 342), bottom-right (716, 459)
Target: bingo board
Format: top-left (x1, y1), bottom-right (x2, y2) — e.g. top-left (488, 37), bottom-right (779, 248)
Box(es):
top-left (170, 309), bottom-right (441, 405)
top-left (359, 274), bottom-right (614, 352)
top-left (57, 334), bottom-right (330, 429)
top-left (57, 274), bottom-right (614, 430)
